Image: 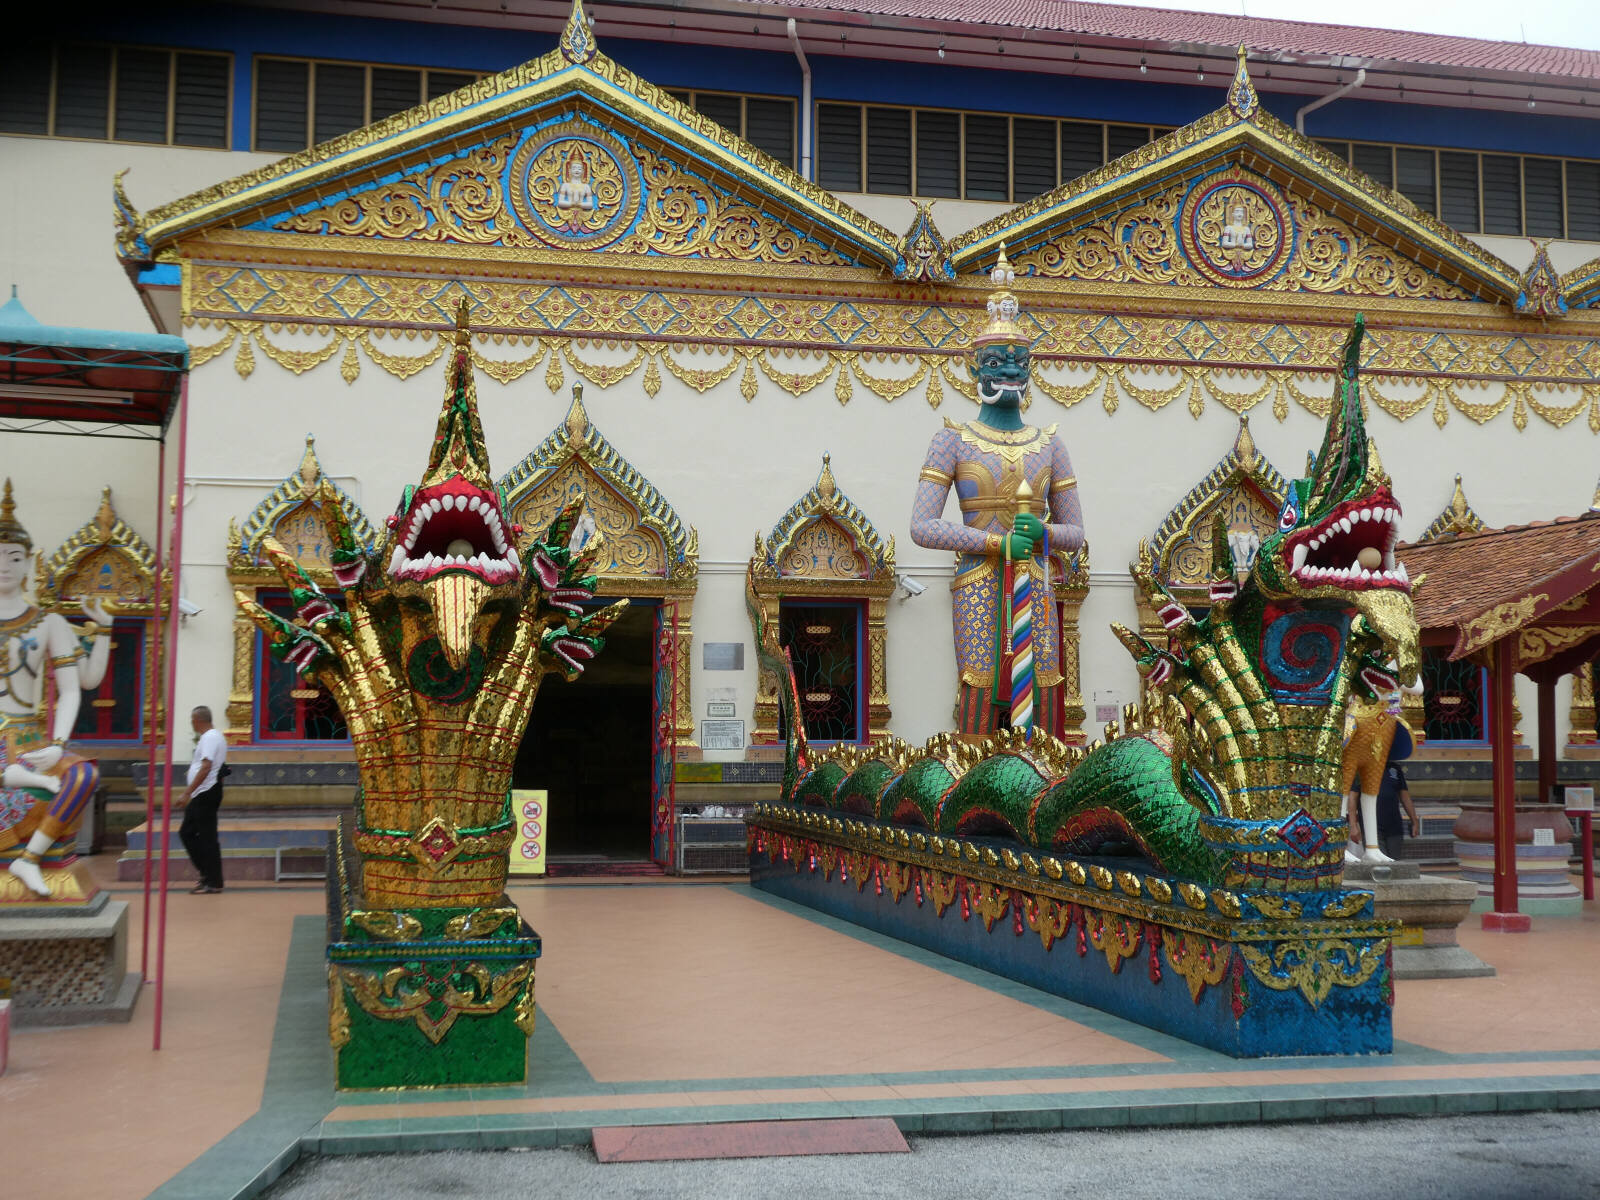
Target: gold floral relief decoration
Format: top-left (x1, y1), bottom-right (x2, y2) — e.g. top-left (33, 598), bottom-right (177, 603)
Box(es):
top-left (227, 434), bottom-right (377, 578)
top-left (39, 486), bottom-right (161, 613)
top-left (747, 454), bottom-right (896, 745)
top-left (500, 386), bottom-right (698, 588)
top-left (334, 961), bottom-right (534, 1045)
top-left (1237, 938), bottom-right (1385, 1008)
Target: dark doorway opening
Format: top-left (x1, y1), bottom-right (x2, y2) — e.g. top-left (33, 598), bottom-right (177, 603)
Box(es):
top-left (513, 601), bottom-right (655, 863)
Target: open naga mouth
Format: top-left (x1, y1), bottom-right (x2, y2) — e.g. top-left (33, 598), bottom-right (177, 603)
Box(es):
top-left (1287, 489), bottom-right (1409, 591)
top-left (388, 481), bottom-right (519, 584)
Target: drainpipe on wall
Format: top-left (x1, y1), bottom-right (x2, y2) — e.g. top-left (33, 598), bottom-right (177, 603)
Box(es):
top-left (788, 18), bottom-right (812, 181)
top-left (1296, 68), bottom-right (1366, 134)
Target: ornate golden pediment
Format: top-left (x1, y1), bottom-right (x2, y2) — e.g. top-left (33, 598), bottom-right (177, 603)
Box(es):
top-left (1148, 416), bottom-right (1287, 592)
top-left (949, 51), bottom-right (1517, 306)
top-left (752, 455), bottom-right (895, 586)
top-left (1418, 474), bottom-right (1487, 542)
top-left (120, 1), bottom-right (897, 275)
top-left (38, 486), bottom-right (162, 613)
top-left (500, 386), bottom-right (697, 593)
top-left (227, 435), bottom-right (377, 583)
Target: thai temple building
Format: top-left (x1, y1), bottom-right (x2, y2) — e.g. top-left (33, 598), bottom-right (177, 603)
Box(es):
top-left (3, 0), bottom-right (1599, 872)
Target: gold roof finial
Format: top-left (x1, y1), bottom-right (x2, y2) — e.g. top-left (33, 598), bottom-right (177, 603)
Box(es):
top-left (564, 384), bottom-right (589, 442)
top-left (454, 297), bottom-right (473, 348)
top-left (1590, 473), bottom-right (1600, 513)
top-left (93, 486), bottom-right (117, 541)
top-left (1232, 414), bottom-right (1256, 465)
top-left (974, 243), bottom-right (1026, 347)
top-left (0, 479), bottom-right (30, 551)
top-left (1420, 473), bottom-right (1485, 541)
top-left (297, 434), bottom-right (322, 493)
top-left (817, 453), bottom-right (837, 501)
top-left (560, 0), bottom-right (598, 64)
top-left (1228, 45), bottom-right (1259, 119)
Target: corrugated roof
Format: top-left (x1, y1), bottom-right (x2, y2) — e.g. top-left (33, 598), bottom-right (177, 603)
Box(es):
top-left (768, 0), bottom-right (1600, 80)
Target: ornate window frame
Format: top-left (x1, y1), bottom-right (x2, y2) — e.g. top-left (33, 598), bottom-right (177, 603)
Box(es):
top-left (746, 455), bottom-right (895, 745)
top-left (225, 435), bottom-right (377, 743)
top-left (37, 486), bottom-right (166, 741)
top-left (499, 386), bottom-right (699, 748)
top-left (1052, 542), bottom-right (1091, 745)
top-left (1132, 417), bottom-right (1287, 697)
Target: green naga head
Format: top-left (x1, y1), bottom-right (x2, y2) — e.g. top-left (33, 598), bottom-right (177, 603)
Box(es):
top-left (969, 245), bottom-right (1030, 410)
top-left (374, 300), bottom-right (526, 668)
top-left (1252, 315), bottom-right (1420, 689)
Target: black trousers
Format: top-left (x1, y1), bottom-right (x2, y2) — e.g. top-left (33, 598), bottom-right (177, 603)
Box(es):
top-left (179, 781), bottom-right (225, 887)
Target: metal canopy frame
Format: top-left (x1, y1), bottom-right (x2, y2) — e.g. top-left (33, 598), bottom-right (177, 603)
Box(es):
top-left (0, 311), bottom-right (189, 1050)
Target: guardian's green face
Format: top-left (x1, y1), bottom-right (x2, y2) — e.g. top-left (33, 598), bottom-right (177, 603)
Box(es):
top-left (970, 342), bottom-right (1030, 408)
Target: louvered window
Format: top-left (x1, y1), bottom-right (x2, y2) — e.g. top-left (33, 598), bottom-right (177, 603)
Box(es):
top-left (1317, 140), bottom-right (1351, 163)
top-left (1439, 152), bottom-right (1480, 233)
top-left (1523, 159), bottom-right (1563, 238)
top-left (1352, 144), bottom-right (1393, 189)
top-left (426, 71), bottom-right (475, 101)
top-left (1012, 117), bottom-right (1056, 201)
top-left (915, 109), bottom-right (959, 197)
top-left (313, 63), bottom-right (364, 143)
top-left (1481, 154), bottom-right (1521, 235)
top-left (54, 44), bottom-right (111, 139)
top-left (0, 44), bottom-right (51, 134)
top-left (1060, 121), bottom-right (1102, 181)
top-left (818, 103), bottom-right (862, 193)
top-left (867, 107), bottom-right (911, 195)
top-left (369, 68), bottom-right (421, 122)
top-left (113, 48), bottom-right (169, 143)
top-left (1106, 124), bottom-right (1147, 161)
top-left (255, 58), bottom-right (308, 151)
top-left (745, 98), bottom-right (794, 168)
top-left (692, 92), bottom-right (742, 134)
top-left (1395, 148), bottom-right (1436, 216)
top-left (963, 113), bottom-right (1008, 201)
top-left (174, 53), bottom-right (228, 147)
top-left (1569, 163), bottom-right (1600, 241)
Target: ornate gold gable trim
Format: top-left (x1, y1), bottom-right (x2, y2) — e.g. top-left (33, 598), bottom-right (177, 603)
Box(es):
top-left (226, 435), bottom-right (377, 583)
top-left (949, 50), bottom-right (1519, 306)
top-left (121, 0), bottom-right (898, 272)
top-left (226, 436), bottom-right (375, 742)
top-left (500, 387), bottom-right (698, 591)
top-left (500, 385), bottom-right (696, 747)
top-left (747, 455), bottom-right (895, 744)
top-left (1418, 475), bottom-right (1487, 542)
top-left (38, 487), bottom-right (161, 612)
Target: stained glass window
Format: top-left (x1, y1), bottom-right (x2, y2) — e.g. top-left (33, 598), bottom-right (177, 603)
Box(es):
top-left (777, 602), bottom-right (862, 744)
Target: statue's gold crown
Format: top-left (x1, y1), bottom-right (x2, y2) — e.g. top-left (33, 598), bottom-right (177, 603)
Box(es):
top-left (0, 479), bottom-right (31, 550)
top-left (973, 244), bottom-right (1026, 348)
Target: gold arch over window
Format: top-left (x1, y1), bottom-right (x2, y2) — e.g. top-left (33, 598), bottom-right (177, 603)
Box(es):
top-left (747, 455), bottom-right (895, 745)
top-left (225, 435), bottom-right (376, 741)
top-left (39, 486), bottom-right (167, 738)
top-left (1132, 417), bottom-right (1287, 698)
top-left (499, 386), bottom-right (698, 748)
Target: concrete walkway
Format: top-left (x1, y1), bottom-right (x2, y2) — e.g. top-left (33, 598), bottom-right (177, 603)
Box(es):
top-left (2, 855), bottom-right (1598, 1200)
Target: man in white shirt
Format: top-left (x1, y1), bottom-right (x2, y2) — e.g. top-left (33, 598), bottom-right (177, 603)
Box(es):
top-left (179, 706), bottom-right (228, 894)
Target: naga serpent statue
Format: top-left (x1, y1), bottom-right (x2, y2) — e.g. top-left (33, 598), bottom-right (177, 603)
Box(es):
top-left (754, 315), bottom-right (1419, 895)
top-left (239, 301), bottom-right (626, 911)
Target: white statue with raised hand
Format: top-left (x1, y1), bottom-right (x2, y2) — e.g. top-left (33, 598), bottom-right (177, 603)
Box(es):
top-left (0, 480), bottom-right (109, 897)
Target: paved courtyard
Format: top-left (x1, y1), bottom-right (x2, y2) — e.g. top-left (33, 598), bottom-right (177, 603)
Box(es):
top-left (4, 855), bottom-right (1599, 1200)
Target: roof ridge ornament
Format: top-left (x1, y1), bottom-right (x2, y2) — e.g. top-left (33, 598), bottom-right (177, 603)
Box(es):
top-left (1515, 238), bottom-right (1568, 318)
top-left (1227, 46), bottom-right (1259, 120)
top-left (1420, 474), bottom-right (1486, 541)
top-left (560, 0), bottom-right (598, 65)
top-left (893, 201), bottom-right (955, 283)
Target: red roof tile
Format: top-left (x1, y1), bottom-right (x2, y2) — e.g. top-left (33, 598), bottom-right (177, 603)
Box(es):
top-left (771, 0), bottom-right (1600, 81)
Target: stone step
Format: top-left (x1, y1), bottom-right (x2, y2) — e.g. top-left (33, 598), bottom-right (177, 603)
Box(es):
top-left (122, 816), bottom-right (338, 852)
top-left (114, 846), bottom-right (327, 883)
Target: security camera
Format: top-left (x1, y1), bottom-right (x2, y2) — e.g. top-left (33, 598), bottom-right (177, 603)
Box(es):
top-left (178, 597), bottom-right (203, 617)
top-left (896, 573), bottom-right (926, 598)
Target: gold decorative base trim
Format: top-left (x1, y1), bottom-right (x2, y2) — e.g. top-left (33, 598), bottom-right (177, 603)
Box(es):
top-left (0, 861), bottom-right (101, 906)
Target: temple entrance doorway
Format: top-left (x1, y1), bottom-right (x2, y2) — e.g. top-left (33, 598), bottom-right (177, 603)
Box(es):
top-left (513, 601), bottom-right (657, 870)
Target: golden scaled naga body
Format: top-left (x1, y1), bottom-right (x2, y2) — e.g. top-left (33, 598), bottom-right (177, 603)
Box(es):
top-left (237, 305), bottom-right (624, 908)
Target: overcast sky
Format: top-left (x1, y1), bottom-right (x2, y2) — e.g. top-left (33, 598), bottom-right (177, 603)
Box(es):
top-left (1102, 0), bottom-right (1597, 51)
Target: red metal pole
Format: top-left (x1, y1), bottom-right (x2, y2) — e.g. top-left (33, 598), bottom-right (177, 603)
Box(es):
top-left (152, 376), bottom-right (190, 1048)
top-left (1486, 637), bottom-right (1524, 929)
top-left (668, 602), bottom-right (679, 871)
top-left (140, 437), bottom-right (167, 980)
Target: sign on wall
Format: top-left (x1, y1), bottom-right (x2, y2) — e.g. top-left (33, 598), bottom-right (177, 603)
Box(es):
top-left (509, 789), bottom-right (549, 876)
